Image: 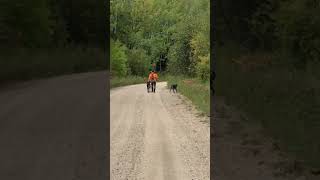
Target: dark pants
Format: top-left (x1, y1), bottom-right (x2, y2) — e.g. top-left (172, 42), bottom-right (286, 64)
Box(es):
top-left (151, 80), bottom-right (156, 92)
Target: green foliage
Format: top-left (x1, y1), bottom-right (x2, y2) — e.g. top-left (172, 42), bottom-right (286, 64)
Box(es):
top-left (196, 55), bottom-right (210, 81)
top-left (127, 48), bottom-right (150, 76)
top-left (111, 76), bottom-right (146, 88)
top-left (111, 40), bottom-right (128, 77)
top-left (110, 0), bottom-right (210, 79)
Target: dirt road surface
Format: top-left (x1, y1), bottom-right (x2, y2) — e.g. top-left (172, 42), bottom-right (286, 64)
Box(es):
top-left (0, 72), bottom-right (108, 180)
top-left (111, 82), bottom-right (210, 180)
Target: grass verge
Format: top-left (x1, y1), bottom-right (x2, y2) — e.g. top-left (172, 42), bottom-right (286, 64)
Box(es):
top-left (110, 76), bottom-right (145, 88)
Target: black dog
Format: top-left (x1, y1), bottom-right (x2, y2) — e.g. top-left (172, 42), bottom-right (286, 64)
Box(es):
top-left (170, 84), bottom-right (178, 93)
top-left (147, 81), bottom-right (151, 93)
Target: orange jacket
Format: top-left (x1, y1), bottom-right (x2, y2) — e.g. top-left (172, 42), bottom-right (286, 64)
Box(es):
top-left (153, 73), bottom-right (158, 81)
top-left (148, 72), bottom-right (158, 81)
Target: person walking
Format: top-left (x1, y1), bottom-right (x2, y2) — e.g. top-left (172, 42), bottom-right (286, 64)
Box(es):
top-left (148, 70), bottom-right (159, 93)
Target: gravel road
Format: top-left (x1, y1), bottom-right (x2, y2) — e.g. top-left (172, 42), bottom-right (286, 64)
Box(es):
top-left (111, 82), bottom-right (210, 180)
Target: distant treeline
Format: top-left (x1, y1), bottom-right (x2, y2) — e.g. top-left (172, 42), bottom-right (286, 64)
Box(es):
top-left (110, 0), bottom-right (209, 81)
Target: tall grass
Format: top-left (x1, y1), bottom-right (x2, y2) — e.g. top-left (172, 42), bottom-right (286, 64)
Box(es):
top-left (0, 47), bottom-right (106, 84)
top-left (165, 75), bottom-right (210, 116)
top-left (110, 76), bottom-right (146, 88)
top-left (216, 45), bottom-right (320, 169)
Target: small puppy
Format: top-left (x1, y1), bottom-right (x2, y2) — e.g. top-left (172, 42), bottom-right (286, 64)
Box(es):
top-left (170, 84), bottom-right (178, 93)
top-left (147, 81), bottom-right (151, 93)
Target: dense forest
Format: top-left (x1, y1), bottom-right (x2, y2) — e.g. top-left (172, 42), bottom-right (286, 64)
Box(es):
top-left (0, 0), bottom-right (106, 83)
top-left (215, 0), bottom-right (320, 169)
top-left (110, 0), bottom-right (209, 81)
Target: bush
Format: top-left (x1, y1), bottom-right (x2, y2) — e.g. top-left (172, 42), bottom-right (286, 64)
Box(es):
top-left (127, 48), bottom-right (149, 76)
top-left (196, 54), bottom-right (210, 81)
top-left (111, 39), bottom-right (128, 77)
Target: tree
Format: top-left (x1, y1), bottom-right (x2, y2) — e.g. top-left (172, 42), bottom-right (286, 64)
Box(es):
top-left (127, 48), bottom-right (149, 76)
top-left (110, 0), bottom-right (210, 77)
top-left (111, 39), bottom-right (128, 77)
